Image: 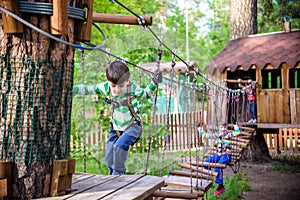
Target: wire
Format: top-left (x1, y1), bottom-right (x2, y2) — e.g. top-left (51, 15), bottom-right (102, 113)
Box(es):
top-left (109, 0), bottom-right (243, 95)
top-left (0, 5), bottom-right (106, 50)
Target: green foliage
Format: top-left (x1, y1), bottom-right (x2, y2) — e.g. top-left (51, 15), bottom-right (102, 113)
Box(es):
top-left (258, 0), bottom-right (300, 33)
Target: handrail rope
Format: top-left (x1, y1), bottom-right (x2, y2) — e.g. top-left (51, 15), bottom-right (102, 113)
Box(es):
top-left (192, 73), bottom-right (200, 191)
top-left (163, 49), bottom-right (176, 176)
top-left (184, 69), bottom-right (194, 193)
top-left (144, 41), bottom-right (162, 175)
top-left (0, 6), bottom-right (107, 50)
top-left (83, 42), bottom-right (212, 97)
top-left (80, 49), bottom-right (87, 173)
top-left (109, 0), bottom-right (245, 96)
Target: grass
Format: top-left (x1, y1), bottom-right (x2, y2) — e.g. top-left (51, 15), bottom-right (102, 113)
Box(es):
top-left (207, 170), bottom-right (251, 200)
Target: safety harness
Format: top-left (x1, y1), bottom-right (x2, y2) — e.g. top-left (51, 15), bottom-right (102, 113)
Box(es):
top-left (106, 81), bottom-right (141, 137)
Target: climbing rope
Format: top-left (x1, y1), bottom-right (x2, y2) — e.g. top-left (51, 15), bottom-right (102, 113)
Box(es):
top-left (80, 49), bottom-right (87, 173)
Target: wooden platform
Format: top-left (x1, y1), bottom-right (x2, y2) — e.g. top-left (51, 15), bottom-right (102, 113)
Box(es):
top-left (38, 173), bottom-right (164, 200)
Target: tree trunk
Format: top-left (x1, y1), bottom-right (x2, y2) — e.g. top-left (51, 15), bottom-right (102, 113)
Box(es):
top-left (0, 0), bottom-right (78, 198)
top-left (230, 0), bottom-right (271, 162)
top-left (230, 0), bottom-right (257, 40)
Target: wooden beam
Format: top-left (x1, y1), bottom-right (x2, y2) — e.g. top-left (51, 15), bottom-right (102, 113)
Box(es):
top-left (0, 161), bottom-right (11, 198)
top-left (77, 0), bottom-right (93, 42)
top-left (50, 0), bottom-right (68, 35)
top-left (1, 0), bottom-right (23, 33)
top-left (178, 163), bottom-right (218, 177)
top-left (153, 190), bottom-right (204, 199)
top-left (92, 13), bottom-right (152, 26)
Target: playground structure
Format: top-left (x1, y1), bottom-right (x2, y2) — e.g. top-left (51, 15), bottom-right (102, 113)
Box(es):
top-left (0, 0), bottom-right (299, 199)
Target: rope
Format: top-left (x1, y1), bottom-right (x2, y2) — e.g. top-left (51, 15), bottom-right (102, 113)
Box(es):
top-left (80, 49), bottom-right (87, 173)
top-left (144, 42), bottom-right (162, 175)
top-left (108, 0), bottom-right (244, 95)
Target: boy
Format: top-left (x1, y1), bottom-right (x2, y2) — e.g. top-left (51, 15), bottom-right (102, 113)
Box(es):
top-left (200, 123), bottom-right (240, 196)
top-left (73, 60), bottom-right (162, 175)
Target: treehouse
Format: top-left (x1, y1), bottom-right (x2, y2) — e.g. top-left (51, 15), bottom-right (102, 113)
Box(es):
top-left (205, 25), bottom-right (300, 130)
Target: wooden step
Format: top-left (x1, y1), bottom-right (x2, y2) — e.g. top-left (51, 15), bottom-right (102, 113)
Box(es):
top-left (162, 175), bottom-right (213, 192)
top-left (153, 186), bottom-right (205, 199)
top-left (178, 163), bottom-right (218, 177)
top-left (168, 169), bottom-right (215, 181)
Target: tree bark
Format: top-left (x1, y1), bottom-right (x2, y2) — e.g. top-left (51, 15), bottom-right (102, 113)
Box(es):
top-left (230, 0), bottom-right (257, 40)
top-left (230, 0), bottom-right (271, 162)
top-left (0, 0), bottom-right (78, 198)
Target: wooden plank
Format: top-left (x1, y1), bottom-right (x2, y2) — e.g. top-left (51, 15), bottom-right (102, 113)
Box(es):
top-left (284, 128), bottom-right (288, 152)
top-left (71, 173), bottom-right (95, 184)
top-left (76, 0), bottom-right (93, 42)
top-left (268, 134), bottom-right (273, 150)
top-left (102, 175), bottom-right (164, 200)
top-left (67, 174), bottom-right (144, 200)
top-left (50, 159), bottom-right (69, 197)
top-left (294, 128), bottom-right (299, 152)
top-left (279, 129), bottom-right (283, 151)
top-left (296, 91), bottom-right (300, 124)
top-left (178, 162), bottom-right (218, 177)
top-left (290, 90), bottom-right (297, 124)
top-left (257, 90), bottom-right (269, 123)
top-left (274, 133), bottom-right (278, 151)
top-left (174, 113), bottom-right (178, 150)
top-left (168, 170), bottom-right (215, 181)
top-left (1, 0), bottom-right (23, 33)
top-left (162, 175), bottom-right (213, 192)
top-left (38, 175), bottom-right (122, 200)
top-left (186, 161), bottom-right (227, 169)
top-left (0, 179), bottom-right (7, 196)
top-left (50, 0), bottom-right (68, 35)
top-left (289, 128), bottom-right (294, 152)
top-left (153, 188), bottom-right (204, 199)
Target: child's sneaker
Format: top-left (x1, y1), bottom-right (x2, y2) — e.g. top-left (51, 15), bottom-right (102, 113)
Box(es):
top-left (214, 185), bottom-right (225, 196)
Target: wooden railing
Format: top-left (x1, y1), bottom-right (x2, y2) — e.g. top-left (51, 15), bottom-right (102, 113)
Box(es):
top-left (264, 128), bottom-right (300, 154)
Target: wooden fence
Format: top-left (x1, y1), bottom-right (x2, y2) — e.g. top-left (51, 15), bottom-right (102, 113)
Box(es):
top-left (154, 111), bottom-right (204, 151)
top-left (264, 128), bottom-right (300, 155)
top-left (71, 111), bottom-right (205, 152)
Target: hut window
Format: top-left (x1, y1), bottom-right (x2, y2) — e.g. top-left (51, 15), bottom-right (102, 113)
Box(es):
top-left (289, 68), bottom-right (300, 88)
top-left (261, 69), bottom-right (282, 89)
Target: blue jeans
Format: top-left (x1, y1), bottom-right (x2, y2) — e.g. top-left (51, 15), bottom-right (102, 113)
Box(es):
top-left (247, 100), bottom-right (256, 120)
top-left (204, 153), bottom-right (232, 185)
top-left (105, 122), bottom-right (142, 175)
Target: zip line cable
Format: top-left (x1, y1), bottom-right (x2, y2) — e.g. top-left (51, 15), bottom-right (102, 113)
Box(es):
top-left (0, 2), bottom-right (243, 96)
top-left (109, 0), bottom-right (245, 95)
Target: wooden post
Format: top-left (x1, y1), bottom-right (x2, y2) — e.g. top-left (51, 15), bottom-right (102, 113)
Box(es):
top-left (92, 13), bottom-right (152, 26)
top-left (50, 158), bottom-right (76, 197)
top-left (50, 0), bottom-right (68, 35)
top-left (0, 161), bottom-right (12, 199)
top-left (50, 159), bottom-right (68, 197)
top-left (76, 0), bottom-right (93, 42)
top-left (66, 158), bottom-right (76, 190)
top-left (1, 0), bottom-right (23, 33)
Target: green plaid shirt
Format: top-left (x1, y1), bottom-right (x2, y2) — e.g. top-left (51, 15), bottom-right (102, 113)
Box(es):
top-left (73, 81), bottom-right (156, 131)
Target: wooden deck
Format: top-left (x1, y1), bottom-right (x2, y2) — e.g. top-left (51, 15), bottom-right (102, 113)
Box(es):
top-left (38, 173), bottom-right (164, 200)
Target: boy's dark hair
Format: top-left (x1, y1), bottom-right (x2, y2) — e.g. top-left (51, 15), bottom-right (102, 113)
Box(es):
top-left (106, 60), bottom-right (130, 84)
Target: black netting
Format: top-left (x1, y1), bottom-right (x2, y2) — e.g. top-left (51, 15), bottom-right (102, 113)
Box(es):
top-left (0, 55), bottom-right (74, 162)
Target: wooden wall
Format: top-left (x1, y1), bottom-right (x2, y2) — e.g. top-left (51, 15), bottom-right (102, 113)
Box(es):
top-left (290, 89), bottom-right (300, 124)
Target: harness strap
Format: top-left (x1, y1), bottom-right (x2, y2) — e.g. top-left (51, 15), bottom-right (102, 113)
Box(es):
top-left (109, 81), bottom-right (141, 137)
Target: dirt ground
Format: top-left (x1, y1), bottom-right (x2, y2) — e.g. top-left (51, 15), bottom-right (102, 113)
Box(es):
top-left (226, 161), bottom-right (300, 200)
